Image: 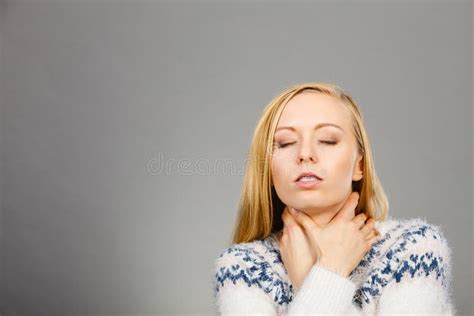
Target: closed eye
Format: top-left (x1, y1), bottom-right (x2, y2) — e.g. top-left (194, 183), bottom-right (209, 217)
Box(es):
top-left (275, 142), bottom-right (296, 148)
top-left (320, 140), bottom-right (338, 145)
top-left (274, 140), bottom-right (338, 148)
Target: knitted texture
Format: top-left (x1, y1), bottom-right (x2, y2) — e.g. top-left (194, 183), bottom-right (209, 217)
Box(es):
top-left (213, 216), bottom-right (455, 315)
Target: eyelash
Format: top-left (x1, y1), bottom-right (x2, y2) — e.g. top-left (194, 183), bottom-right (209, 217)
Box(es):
top-left (276, 140), bottom-right (338, 148)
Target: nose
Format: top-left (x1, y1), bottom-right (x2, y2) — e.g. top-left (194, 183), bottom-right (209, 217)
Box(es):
top-left (297, 139), bottom-right (317, 163)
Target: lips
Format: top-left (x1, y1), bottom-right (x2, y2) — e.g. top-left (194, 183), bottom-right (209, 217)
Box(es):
top-left (295, 172), bottom-right (323, 182)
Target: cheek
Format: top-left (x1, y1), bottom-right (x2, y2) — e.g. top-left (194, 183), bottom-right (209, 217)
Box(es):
top-left (271, 153), bottom-right (293, 186)
top-left (271, 156), bottom-right (284, 183)
top-left (330, 151), bottom-right (356, 180)
top-left (271, 157), bottom-right (291, 201)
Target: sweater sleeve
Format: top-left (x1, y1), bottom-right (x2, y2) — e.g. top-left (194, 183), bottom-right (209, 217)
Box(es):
top-left (286, 263), bottom-right (363, 315)
top-left (287, 222), bottom-right (456, 315)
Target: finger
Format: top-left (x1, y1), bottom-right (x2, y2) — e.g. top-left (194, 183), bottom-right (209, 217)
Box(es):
top-left (360, 218), bottom-right (375, 235)
top-left (364, 229), bottom-right (377, 241)
top-left (283, 223), bottom-right (289, 236)
top-left (364, 228), bottom-right (380, 241)
top-left (281, 217), bottom-right (289, 244)
top-left (288, 207), bottom-right (322, 249)
top-left (282, 207), bottom-right (294, 225)
top-left (281, 207), bottom-right (292, 224)
top-left (352, 212), bottom-right (367, 229)
top-left (366, 230), bottom-right (381, 244)
top-left (332, 191), bottom-right (360, 223)
top-left (289, 207), bottom-right (320, 230)
top-left (282, 208), bottom-right (305, 236)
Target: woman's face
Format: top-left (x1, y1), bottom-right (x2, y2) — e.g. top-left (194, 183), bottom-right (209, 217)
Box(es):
top-left (271, 91), bottom-right (363, 215)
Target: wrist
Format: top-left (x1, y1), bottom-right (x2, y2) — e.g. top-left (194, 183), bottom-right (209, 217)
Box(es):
top-left (315, 260), bottom-right (349, 278)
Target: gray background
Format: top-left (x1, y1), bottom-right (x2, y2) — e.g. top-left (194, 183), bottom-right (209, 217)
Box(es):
top-left (0, 0), bottom-right (472, 315)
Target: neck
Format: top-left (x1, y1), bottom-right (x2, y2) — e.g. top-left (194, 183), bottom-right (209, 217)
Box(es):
top-left (301, 198), bottom-right (348, 227)
top-left (275, 200), bottom-right (348, 241)
top-left (305, 206), bottom-right (341, 227)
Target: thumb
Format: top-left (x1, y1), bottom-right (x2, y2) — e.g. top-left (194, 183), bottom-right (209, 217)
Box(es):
top-left (332, 191), bottom-right (360, 223)
top-left (289, 207), bottom-right (322, 236)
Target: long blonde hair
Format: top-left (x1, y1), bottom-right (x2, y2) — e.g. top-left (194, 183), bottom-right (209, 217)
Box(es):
top-left (230, 82), bottom-right (389, 245)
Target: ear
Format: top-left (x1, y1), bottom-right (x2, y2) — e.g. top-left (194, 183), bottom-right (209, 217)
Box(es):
top-left (352, 153), bottom-right (363, 181)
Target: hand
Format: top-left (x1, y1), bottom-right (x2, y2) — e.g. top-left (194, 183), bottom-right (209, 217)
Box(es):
top-left (278, 205), bottom-right (316, 293)
top-left (289, 191), bottom-right (380, 278)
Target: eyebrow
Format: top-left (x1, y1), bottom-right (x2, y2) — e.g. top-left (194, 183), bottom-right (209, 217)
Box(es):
top-left (275, 123), bottom-right (345, 133)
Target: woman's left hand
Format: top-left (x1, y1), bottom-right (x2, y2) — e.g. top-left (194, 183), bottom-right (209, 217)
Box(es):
top-left (278, 206), bottom-right (317, 294)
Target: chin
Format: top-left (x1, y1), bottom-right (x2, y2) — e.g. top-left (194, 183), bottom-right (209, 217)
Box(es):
top-left (298, 204), bottom-right (321, 211)
top-left (292, 200), bottom-right (322, 210)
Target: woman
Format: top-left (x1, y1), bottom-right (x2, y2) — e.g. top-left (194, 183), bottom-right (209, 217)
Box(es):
top-left (213, 82), bottom-right (455, 315)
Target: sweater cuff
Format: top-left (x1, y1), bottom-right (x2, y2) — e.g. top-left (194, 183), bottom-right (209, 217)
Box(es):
top-left (289, 264), bottom-right (357, 313)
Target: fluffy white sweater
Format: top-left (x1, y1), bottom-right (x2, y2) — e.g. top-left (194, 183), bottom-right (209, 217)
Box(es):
top-left (213, 216), bottom-right (455, 315)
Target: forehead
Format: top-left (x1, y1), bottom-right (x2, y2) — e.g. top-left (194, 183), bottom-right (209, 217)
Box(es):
top-left (276, 92), bottom-right (351, 128)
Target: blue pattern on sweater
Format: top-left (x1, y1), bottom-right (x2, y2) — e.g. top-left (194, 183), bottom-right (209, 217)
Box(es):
top-left (214, 219), bottom-right (449, 310)
top-left (214, 242), bottom-right (294, 305)
top-left (352, 222), bottom-right (448, 307)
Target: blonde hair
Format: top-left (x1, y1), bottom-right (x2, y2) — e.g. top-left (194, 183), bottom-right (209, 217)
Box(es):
top-left (230, 82), bottom-right (389, 245)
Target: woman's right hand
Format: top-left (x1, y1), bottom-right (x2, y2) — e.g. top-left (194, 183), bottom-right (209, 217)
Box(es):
top-left (290, 191), bottom-right (380, 278)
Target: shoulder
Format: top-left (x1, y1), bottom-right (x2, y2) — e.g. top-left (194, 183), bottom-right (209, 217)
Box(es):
top-left (375, 216), bottom-right (453, 285)
top-left (213, 237), bottom-right (292, 305)
top-left (213, 240), bottom-right (267, 291)
top-left (352, 217), bottom-right (454, 308)
top-left (213, 240), bottom-right (267, 272)
top-left (369, 217), bottom-right (457, 314)
top-left (376, 216), bottom-right (451, 257)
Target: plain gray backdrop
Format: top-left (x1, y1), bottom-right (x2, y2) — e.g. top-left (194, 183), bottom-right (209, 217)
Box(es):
top-left (0, 0), bottom-right (472, 315)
